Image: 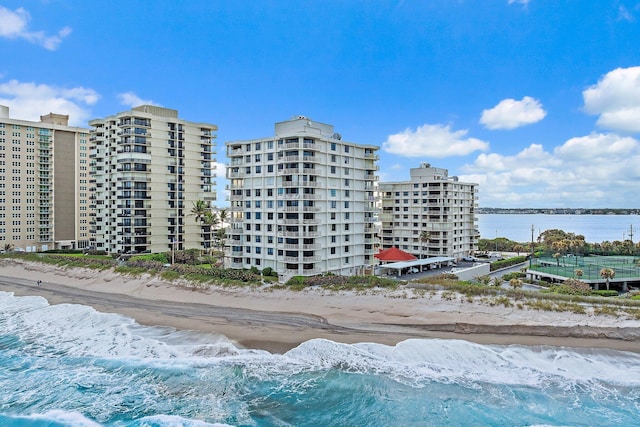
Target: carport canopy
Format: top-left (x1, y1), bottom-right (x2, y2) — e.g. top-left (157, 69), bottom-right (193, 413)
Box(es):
top-left (380, 256), bottom-right (456, 275)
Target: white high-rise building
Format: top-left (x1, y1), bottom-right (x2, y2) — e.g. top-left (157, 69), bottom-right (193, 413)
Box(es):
top-left (225, 116), bottom-right (379, 279)
top-left (379, 163), bottom-right (478, 260)
top-left (89, 105), bottom-right (217, 255)
top-left (0, 105), bottom-right (91, 252)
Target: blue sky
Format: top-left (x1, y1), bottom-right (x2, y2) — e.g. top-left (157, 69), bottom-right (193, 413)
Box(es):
top-left (1, 0), bottom-right (640, 208)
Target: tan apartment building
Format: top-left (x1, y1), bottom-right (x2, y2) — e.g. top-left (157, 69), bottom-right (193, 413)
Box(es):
top-left (226, 115), bottom-right (379, 280)
top-left (379, 163), bottom-right (478, 260)
top-left (89, 105), bottom-right (217, 255)
top-left (0, 105), bottom-right (91, 252)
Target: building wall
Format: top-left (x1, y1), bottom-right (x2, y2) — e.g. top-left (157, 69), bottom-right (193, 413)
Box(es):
top-left (53, 130), bottom-right (77, 243)
top-left (226, 116), bottom-right (379, 280)
top-left (379, 163), bottom-right (478, 260)
top-left (0, 106), bottom-right (90, 252)
top-left (90, 105), bottom-right (217, 255)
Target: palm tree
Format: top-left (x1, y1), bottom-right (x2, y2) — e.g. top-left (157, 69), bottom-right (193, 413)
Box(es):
top-left (215, 227), bottom-right (227, 268)
top-left (513, 244), bottom-right (524, 256)
top-left (218, 209), bottom-right (228, 228)
top-left (190, 200), bottom-right (207, 223)
top-left (575, 269), bottom-right (584, 281)
top-left (599, 268), bottom-right (615, 291)
top-left (202, 210), bottom-right (219, 253)
top-left (419, 230), bottom-right (431, 259)
top-left (476, 275), bottom-right (491, 286)
top-left (3, 243), bottom-right (14, 253)
top-left (509, 278), bottom-right (523, 290)
top-left (553, 252), bottom-right (562, 267)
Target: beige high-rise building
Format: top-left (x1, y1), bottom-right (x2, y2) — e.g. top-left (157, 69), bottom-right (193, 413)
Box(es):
top-left (226, 116), bottom-right (379, 280)
top-left (379, 163), bottom-right (479, 260)
top-left (89, 105), bottom-right (217, 255)
top-left (0, 105), bottom-right (92, 252)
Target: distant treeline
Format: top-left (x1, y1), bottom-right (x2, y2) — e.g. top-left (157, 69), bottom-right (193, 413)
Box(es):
top-left (478, 229), bottom-right (640, 256)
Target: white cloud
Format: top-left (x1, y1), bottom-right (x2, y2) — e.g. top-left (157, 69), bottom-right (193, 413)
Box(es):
top-left (0, 79), bottom-right (99, 127)
top-left (508, 0), bottom-right (530, 5)
top-left (480, 96), bottom-right (546, 130)
top-left (0, 6), bottom-right (71, 51)
top-left (117, 91), bottom-right (158, 108)
top-left (618, 5), bottom-right (634, 22)
top-left (583, 66), bottom-right (640, 133)
top-left (460, 133), bottom-right (640, 208)
top-left (382, 123), bottom-right (489, 158)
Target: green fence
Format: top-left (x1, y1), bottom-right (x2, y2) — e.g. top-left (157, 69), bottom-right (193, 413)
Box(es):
top-left (529, 255), bottom-right (640, 280)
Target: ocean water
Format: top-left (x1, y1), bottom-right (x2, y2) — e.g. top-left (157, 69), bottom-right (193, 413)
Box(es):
top-left (478, 214), bottom-right (640, 243)
top-left (1, 291), bottom-right (640, 427)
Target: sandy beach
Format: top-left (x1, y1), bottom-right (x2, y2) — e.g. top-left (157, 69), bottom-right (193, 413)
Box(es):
top-left (1, 258), bottom-right (639, 354)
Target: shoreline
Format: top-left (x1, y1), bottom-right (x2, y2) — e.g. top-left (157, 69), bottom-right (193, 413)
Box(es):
top-left (1, 259), bottom-right (640, 354)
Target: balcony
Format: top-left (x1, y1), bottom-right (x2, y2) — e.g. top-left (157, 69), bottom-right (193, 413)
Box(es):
top-left (282, 181), bottom-right (318, 188)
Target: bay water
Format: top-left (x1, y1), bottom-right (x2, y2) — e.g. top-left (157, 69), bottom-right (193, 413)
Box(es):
top-left (1, 290), bottom-right (639, 426)
top-left (478, 214), bottom-right (640, 244)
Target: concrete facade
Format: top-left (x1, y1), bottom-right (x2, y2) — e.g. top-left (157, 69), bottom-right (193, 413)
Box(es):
top-left (379, 163), bottom-right (479, 260)
top-left (0, 106), bottom-right (91, 252)
top-left (89, 105), bottom-right (217, 254)
top-left (225, 116), bottom-right (379, 280)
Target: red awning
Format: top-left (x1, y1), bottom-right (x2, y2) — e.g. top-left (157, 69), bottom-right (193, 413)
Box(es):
top-left (374, 247), bottom-right (417, 262)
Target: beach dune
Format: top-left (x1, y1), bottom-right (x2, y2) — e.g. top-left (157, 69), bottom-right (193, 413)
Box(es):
top-left (1, 259), bottom-right (639, 353)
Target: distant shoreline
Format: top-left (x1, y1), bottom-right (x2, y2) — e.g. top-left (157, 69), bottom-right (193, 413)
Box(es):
top-left (478, 210), bottom-right (640, 215)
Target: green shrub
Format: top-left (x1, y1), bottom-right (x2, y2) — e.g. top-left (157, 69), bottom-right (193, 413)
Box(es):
top-left (130, 253), bottom-right (169, 264)
top-left (490, 256), bottom-right (527, 271)
top-left (501, 272), bottom-right (526, 281)
top-left (283, 274), bottom-right (398, 290)
top-left (591, 290), bottom-right (619, 297)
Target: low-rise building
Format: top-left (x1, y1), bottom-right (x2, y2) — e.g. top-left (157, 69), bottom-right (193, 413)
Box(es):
top-left (379, 162), bottom-right (478, 260)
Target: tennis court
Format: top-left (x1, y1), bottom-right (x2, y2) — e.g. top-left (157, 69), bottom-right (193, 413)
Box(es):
top-left (529, 255), bottom-right (640, 280)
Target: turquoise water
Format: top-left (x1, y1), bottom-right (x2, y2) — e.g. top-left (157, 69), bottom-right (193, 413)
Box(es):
top-left (1, 290), bottom-right (640, 426)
